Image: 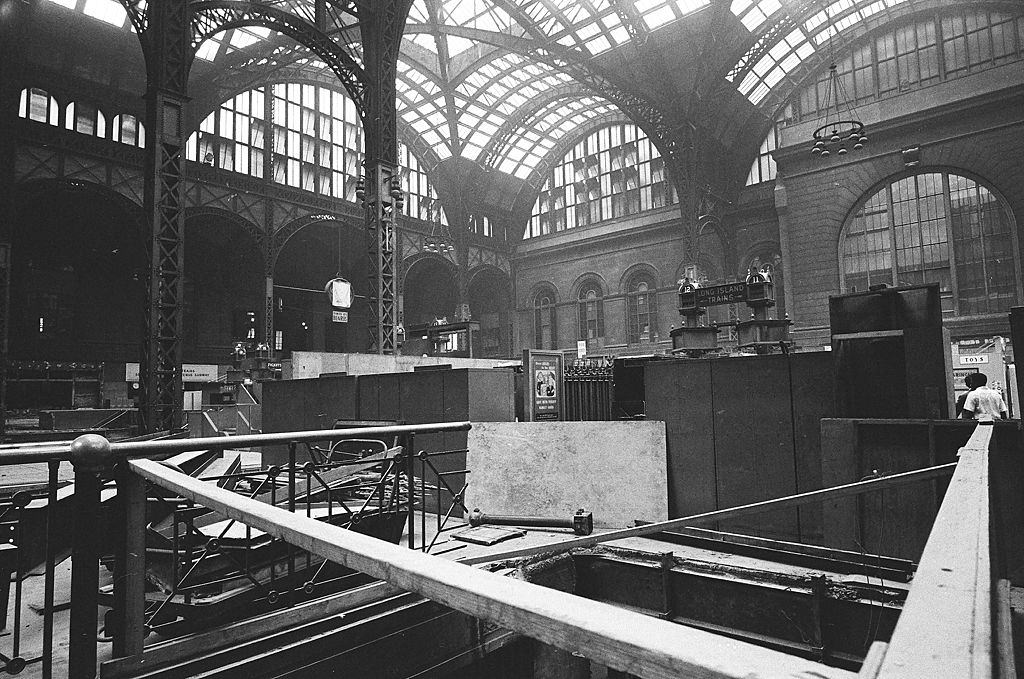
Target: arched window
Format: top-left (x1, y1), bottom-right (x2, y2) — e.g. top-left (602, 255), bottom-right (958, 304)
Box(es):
top-left (577, 281), bottom-right (604, 348)
top-left (112, 114), bottom-right (146, 148)
top-left (185, 84), bottom-right (440, 216)
top-left (528, 123), bottom-right (677, 238)
top-left (65, 101), bottom-right (106, 138)
top-left (533, 289), bottom-right (557, 350)
top-left (841, 171), bottom-right (1018, 316)
top-left (18, 88), bottom-right (60, 127)
top-left (627, 276), bottom-right (658, 345)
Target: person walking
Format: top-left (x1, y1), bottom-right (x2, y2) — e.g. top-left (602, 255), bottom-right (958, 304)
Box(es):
top-left (960, 373), bottom-right (1008, 420)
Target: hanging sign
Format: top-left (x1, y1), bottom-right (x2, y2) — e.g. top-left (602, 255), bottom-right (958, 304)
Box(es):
top-left (523, 349), bottom-right (563, 421)
top-left (325, 277), bottom-right (353, 309)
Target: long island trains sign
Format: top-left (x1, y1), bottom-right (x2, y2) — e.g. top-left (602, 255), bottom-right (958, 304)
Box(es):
top-left (678, 275), bottom-right (773, 311)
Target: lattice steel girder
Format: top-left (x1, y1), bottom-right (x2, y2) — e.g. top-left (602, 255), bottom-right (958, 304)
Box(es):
top-left (363, 162), bottom-right (399, 355)
top-left (139, 0), bottom-right (191, 434)
top-left (190, 1), bottom-right (366, 115)
top-left (359, 0), bottom-right (411, 354)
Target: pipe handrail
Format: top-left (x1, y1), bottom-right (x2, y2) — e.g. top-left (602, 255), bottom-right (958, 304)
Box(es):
top-left (128, 456), bottom-right (856, 679)
top-left (0, 421), bottom-right (472, 465)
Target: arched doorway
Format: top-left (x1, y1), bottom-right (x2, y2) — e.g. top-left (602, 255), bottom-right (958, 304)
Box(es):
top-left (9, 181), bottom-right (146, 408)
top-left (401, 257), bottom-right (458, 355)
top-left (274, 220), bottom-right (368, 354)
top-left (182, 213), bottom-right (265, 364)
top-left (468, 268), bottom-right (512, 358)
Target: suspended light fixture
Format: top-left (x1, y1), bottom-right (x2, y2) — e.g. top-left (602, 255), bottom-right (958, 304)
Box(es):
top-left (423, 198), bottom-right (455, 255)
top-left (810, 2), bottom-right (867, 158)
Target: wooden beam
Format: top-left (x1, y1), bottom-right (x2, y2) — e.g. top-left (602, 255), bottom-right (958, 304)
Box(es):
top-left (459, 461), bottom-right (958, 566)
top-left (869, 424), bottom-right (994, 678)
top-left (129, 458), bottom-right (855, 679)
top-left (101, 581), bottom-right (406, 678)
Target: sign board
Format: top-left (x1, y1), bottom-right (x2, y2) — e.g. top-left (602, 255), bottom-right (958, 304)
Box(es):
top-left (576, 340), bottom-right (587, 358)
top-left (332, 310), bottom-right (349, 323)
top-left (126, 363), bottom-right (219, 383)
top-left (694, 282), bottom-right (748, 307)
top-left (522, 349), bottom-right (563, 421)
top-left (325, 277), bottom-right (353, 309)
top-left (959, 355), bottom-right (989, 365)
top-left (953, 367), bottom-right (980, 389)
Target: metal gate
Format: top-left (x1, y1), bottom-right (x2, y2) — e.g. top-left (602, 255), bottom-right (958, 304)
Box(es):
top-left (563, 356), bottom-right (613, 420)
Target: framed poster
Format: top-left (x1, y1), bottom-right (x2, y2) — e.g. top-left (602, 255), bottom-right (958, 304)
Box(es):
top-left (522, 349), bottom-right (564, 421)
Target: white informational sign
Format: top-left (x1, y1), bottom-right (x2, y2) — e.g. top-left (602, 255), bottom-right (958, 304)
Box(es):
top-left (960, 355), bottom-right (989, 365)
top-left (332, 310), bottom-right (349, 323)
top-left (576, 340), bottom-right (587, 358)
top-left (325, 278), bottom-right (353, 309)
top-left (126, 363), bottom-right (219, 382)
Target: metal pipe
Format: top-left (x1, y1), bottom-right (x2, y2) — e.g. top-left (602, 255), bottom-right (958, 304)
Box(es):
top-left (0, 421), bottom-right (472, 465)
top-left (467, 508), bottom-right (594, 535)
top-left (42, 461), bottom-right (57, 679)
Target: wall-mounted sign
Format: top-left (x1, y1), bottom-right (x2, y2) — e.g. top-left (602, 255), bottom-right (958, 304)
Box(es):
top-left (325, 277), bottom-right (353, 309)
top-left (332, 310), bottom-right (349, 323)
top-left (523, 349), bottom-right (563, 421)
top-left (126, 363), bottom-right (219, 383)
top-left (576, 340), bottom-right (587, 358)
top-left (959, 355), bottom-right (989, 365)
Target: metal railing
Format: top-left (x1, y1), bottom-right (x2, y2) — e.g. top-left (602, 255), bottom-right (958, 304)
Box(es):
top-left (0, 421), bottom-right (471, 679)
top-left (0, 419), bottom-right (1018, 679)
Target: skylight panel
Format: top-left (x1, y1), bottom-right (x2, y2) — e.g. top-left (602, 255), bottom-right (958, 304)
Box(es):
top-left (446, 35), bottom-right (477, 56)
top-left (675, 0), bottom-right (709, 14)
top-left (83, 0), bottom-right (127, 26)
top-left (577, 22), bottom-right (601, 40)
top-left (45, 0), bottom-right (77, 9)
top-left (587, 36), bottom-right (612, 54)
top-left (196, 38), bottom-right (222, 62)
top-left (408, 33), bottom-right (438, 52)
top-left (407, 0), bottom-right (429, 23)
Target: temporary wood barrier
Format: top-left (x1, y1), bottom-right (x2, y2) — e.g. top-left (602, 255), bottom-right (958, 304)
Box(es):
top-left (128, 458), bottom-right (854, 679)
top-left (863, 422), bottom-right (1002, 679)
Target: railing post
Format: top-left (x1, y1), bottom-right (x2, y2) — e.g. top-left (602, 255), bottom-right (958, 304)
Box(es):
top-left (113, 461), bottom-right (147, 658)
top-left (403, 433), bottom-right (415, 550)
top-left (68, 434), bottom-right (117, 679)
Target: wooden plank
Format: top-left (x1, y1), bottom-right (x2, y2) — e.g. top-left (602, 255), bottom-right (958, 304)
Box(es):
top-left (711, 356), bottom-right (798, 540)
top-left (101, 581), bottom-right (406, 678)
top-left (644, 361), bottom-right (717, 518)
top-left (129, 459), bottom-right (854, 679)
top-left (459, 461), bottom-right (958, 566)
top-left (872, 425), bottom-right (993, 679)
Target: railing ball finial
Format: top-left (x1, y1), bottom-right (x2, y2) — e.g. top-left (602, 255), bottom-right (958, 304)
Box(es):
top-left (69, 434), bottom-right (116, 472)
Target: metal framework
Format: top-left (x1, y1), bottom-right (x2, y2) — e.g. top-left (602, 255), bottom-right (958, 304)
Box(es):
top-left (116, 0), bottom-right (411, 428)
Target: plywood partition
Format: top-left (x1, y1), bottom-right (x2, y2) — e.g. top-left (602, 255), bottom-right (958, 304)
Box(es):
top-left (644, 352), bottom-right (834, 543)
top-left (466, 421), bottom-right (668, 528)
top-left (820, 419), bottom-right (979, 560)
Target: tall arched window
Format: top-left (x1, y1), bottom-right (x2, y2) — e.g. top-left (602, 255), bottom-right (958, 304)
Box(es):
top-left (841, 171), bottom-right (1018, 316)
top-left (534, 289), bottom-right (557, 350)
top-left (65, 101), bottom-right (106, 138)
top-left (626, 275), bottom-right (658, 345)
top-left (577, 280), bottom-right (604, 349)
top-left (112, 114), bottom-right (146, 148)
top-left (528, 123), bottom-right (677, 238)
top-left (186, 84), bottom-right (440, 217)
top-left (18, 88), bottom-right (60, 127)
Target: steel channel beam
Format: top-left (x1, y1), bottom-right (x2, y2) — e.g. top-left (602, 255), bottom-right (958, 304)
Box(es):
top-left (571, 552), bottom-right (902, 669)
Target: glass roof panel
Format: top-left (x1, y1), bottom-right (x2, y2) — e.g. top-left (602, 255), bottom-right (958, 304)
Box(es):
top-left (82, 0), bottom-right (127, 27)
top-left (492, 95), bottom-right (618, 178)
top-left (730, 0), bottom-right (914, 105)
top-left (731, 0), bottom-right (781, 33)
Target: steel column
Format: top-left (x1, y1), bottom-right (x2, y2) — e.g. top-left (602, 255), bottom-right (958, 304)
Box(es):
top-left (359, 1), bottom-right (412, 354)
top-left (139, 0), bottom-right (191, 432)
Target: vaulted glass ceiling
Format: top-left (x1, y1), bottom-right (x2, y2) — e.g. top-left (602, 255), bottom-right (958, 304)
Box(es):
top-left (41, 0), bottom-right (937, 179)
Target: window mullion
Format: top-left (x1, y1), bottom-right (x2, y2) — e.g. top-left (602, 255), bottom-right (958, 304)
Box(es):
top-left (942, 173), bottom-right (960, 316)
top-left (975, 182), bottom-right (991, 312)
top-left (887, 183), bottom-right (898, 286)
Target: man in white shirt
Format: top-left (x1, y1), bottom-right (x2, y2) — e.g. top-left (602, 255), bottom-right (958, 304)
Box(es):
top-left (961, 373), bottom-right (1008, 420)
